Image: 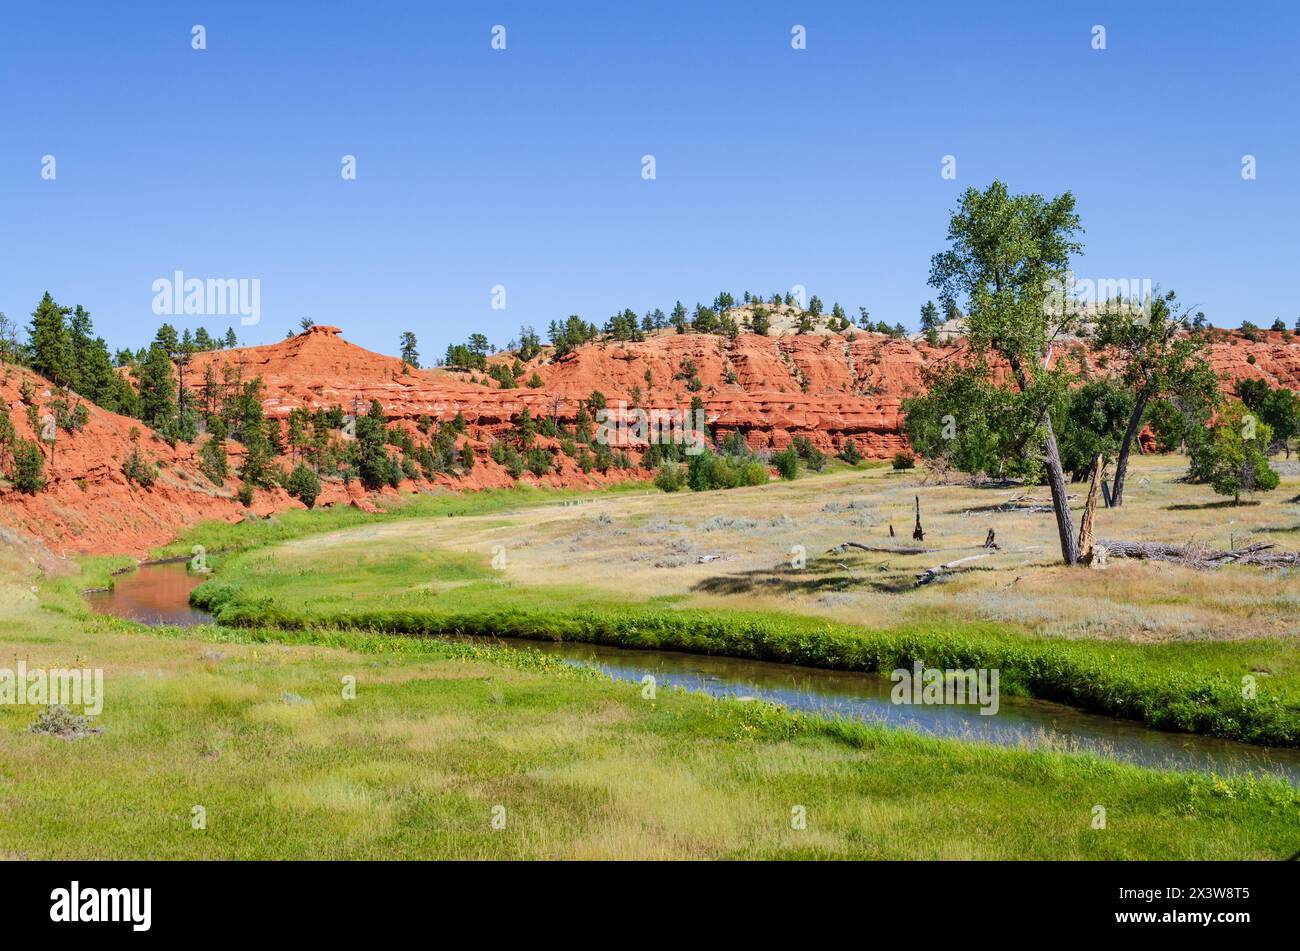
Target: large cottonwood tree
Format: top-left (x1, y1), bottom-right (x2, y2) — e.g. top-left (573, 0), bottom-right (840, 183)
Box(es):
top-left (929, 181), bottom-right (1084, 565)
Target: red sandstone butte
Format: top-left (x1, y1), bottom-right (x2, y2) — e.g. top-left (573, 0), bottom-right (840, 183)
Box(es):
top-left (2, 324), bottom-right (1298, 556)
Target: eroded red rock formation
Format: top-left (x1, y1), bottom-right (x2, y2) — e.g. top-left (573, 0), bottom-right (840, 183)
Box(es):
top-left (3, 324), bottom-right (1298, 555)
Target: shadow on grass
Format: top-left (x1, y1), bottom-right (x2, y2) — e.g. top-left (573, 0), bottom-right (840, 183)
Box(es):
top-left (690, 556), bottom-right (920, 597)
top-left (1166, 500), bottom-right (1262, 511)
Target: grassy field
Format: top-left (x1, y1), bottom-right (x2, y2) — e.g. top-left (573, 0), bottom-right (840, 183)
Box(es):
top-left (2, 456), bottom-right (1299, 858)
top-left (175, 455), bottom-right (1300, 645)
top-left (185, 456), bottom-right (1300, 745)
top-left (0, 568), bottom-right (1296, 858)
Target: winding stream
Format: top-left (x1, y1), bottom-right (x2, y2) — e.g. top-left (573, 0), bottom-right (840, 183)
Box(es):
top-left (87, 561), bottom-right (1300, 785)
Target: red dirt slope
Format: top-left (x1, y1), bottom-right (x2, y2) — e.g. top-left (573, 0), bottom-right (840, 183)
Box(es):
top-left (0, 362), bottom-right (248, 556)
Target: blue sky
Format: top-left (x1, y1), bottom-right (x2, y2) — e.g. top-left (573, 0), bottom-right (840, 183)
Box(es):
top-left (2, 1), bottom-right (1297, 358)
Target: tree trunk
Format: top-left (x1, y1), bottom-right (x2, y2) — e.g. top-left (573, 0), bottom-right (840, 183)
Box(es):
top-left (1078, 453), bottom-right (1102, 564)
top-left (1110, 390), bottom-right (1149, 507)
top-left (1041, 413), bottom-right (1079, 565)
top-left (1009, 355), bottom-right (1078, 565)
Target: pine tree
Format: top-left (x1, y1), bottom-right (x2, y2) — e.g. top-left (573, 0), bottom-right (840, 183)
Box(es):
top-left (201, 363), bottom-right (221, 417)
top-left (692, 304), bottom-right (718, 334)
top-left (28, 293), bottom-right (74, 388)
top-left (237, 389), bottom-right (272, 487)
top-left (67, 305), bottom-right (94, 392)
top-left (175, 328), bottom-right (198, 439)
top-left (399, 332), bottom-right (420, 368)
top-left (355, 399), bottom-right (390, 490)
top-left (199, 416), bottom-right (229, 486)
top-left (670, 301), bottom-right (688, 334)
top-left (517, 326), bottom-right (541, 361)
top-left (66, 306), bottom-right (119, 408)
top-left (283, 407), bottom-right (305, 463)
top-left (134, 343), bottom-right (176, 429)
top-left (154, 323), bottom-right (179, 355)
top-left (85, 340), bottom-right (118, 406)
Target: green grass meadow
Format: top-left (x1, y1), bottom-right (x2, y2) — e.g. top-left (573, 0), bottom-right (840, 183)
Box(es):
top-left (1, 484), bottom-right (1297, 859)
top-left (190, 535), bottom-right (1300, 746)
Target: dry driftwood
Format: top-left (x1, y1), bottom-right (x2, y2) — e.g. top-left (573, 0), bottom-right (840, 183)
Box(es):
top-left (1098, 539), bottom-right (1300, 568)
top-left (915, 552), bottom-right (995, 585)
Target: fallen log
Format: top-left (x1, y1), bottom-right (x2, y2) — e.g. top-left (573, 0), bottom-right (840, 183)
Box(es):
top-left (915, 552), bottom-right (995, 586)
top-left (1098, 539), bottom-right (1300, 568)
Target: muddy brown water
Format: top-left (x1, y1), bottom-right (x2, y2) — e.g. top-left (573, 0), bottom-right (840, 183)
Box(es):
top-left (85, 561), bottom-right (214, 627)
top-left (87, 562), bottom-right (1300, 785)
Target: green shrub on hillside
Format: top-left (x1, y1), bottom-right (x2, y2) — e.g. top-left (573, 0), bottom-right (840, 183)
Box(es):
top-left (11, 439), bottom-right (45, 494)
top-left (122, 447), bottom-right (157, 487)
top-left (286, 463), bottom-right (321, 508)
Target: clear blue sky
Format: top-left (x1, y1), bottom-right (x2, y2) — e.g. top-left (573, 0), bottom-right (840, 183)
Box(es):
top-left (2, 1), bottom-right (1297, 358)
